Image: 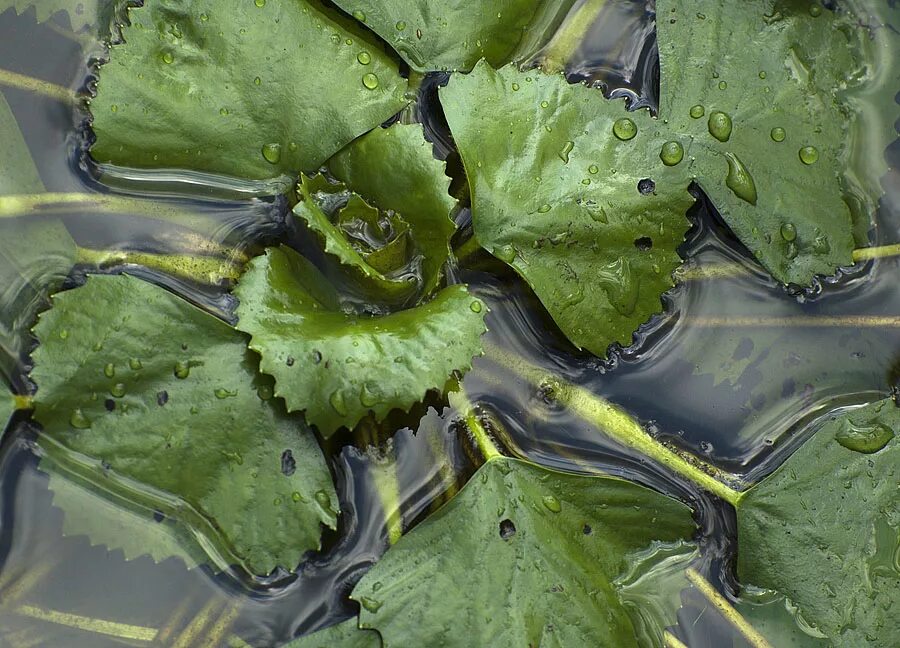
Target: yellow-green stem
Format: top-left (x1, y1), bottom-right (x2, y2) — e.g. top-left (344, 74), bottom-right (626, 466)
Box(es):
top-left (686, 568), bottom-right (774, 648)
top-left (452, 389), bottom-right (502, 461)
top-left (852, 242), bottom-right (900, 262)
top-left (0, 68), bottom-right (74, 103)
top-left (13, 395), bottom-right (32, 411)
top-left (13, 605), bottom-right (157, 642)
top-left (540, 0), bottom-right (608, 72)
top-left (485, 344), bottom-right (744, 505)
top-left (75, 246), bottom-right (243, 285)
top-left (663, 631), bottom-right (690, 648)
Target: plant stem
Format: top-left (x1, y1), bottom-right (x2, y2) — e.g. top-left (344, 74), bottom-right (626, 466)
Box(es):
top-left (371, 456), bottom-right (403, 546)
top-left (685, 568), bottom-right (774, 648)
top-left (539, 0), bottom-right (608, 72)
top-left (14, 605), bottom-right (157, 642)
top-left (685, 315), bottom-right (900, 328)
top-left (451, 389), bottom-right (502, 461)
top-left (75, 246), bottom-right (244, 285)
top-left (484, 343), bottom-right (744, 505)
top-left (453, 235), bottom-right (483, 263)
top-left (13, 395), bottom-right (33, 411)
top-left (663, 632), bottom-right (690, 648)
top-left (0, 68), bottom-right (75, 104)
top-left (852, 242), bottom-right (900, 262)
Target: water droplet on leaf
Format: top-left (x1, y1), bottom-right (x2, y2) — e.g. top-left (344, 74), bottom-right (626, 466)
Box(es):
top-left (771, 127), bottom-right (786, 142)
top-left (174, 361), bottom-right (190, 379)
top-left (836, 418), bottom-right (894, 454)
top-left (362, 73), bottom-right (379, 89)
top-left (330, 390), bottom-right (348, 415)
top-left (780, 223), bottom-right (797, 241)
top-left (724, 152), bottom-right (757, 205)
top-left (70, 409), bottom-right (91, 429)
top-left (689, 104), bottom-right (705, 119)
top-left (357, 51), bottom-right (371, 65)
top-left (708, 111), bottom-right (733, 142)
top-left (659, 141), bottom-right (684, 166)
top-left (799, 145), bottom-right (819, 165)
top-left (261, 143), bottom-right (281, 164)
top-left (542, 495), bottom-right (562, 513)
top-left (613, 117), bottom-right (637, 141)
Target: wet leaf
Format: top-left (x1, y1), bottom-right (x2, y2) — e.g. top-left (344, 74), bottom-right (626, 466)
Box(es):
top-left (0, 91), bottom-right (75, 382)
top-left (442, 2), bottom-right (886, 355)
top-left (330, 0), bottom-right (544, 72)
top-left (284, 618), bottom-right (381, 648)
top-left (234, 246), bottom-right (487, 436)
top-left (351, 454), bottom-right (696, 647)
top-left (735, 594), bottom-right (830, 647)
top-left (441, 62), bottom-right (694, 356)
top-left (328, 123), bottom-right (457, 297)
top-left (737, 398), bottom-right (900, 645)
top-left (90, 0), bottom-right (409, 181)
top-left (31, 274), bottom-right (338, 576)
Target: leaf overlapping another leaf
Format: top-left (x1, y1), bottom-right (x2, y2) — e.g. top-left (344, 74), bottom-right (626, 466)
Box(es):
top-left (31, 274), bottom-right (339, 575)
top-left (350, 453), bottom-right (696, 647)
top-left (235, 246), bottom-right (487, 436)
top-left (737, 398), bottom-right (900, 645)
top-left (90, 0), bottom-right (409, 180)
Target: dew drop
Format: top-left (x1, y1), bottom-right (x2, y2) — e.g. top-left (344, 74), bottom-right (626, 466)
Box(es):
top-left (360, 382), bottom-right (380, 407)
top-left (689, 104), bottom-right (705, 119)
top-left (537, 203), bottom-right (552, 214)
top-left (161, 52), bottom-right (174, 64)
top-left (362, 73), bottom-right (379, 89)
top-left (588, 164), bottom-right (599, 174)
top-left (357, 51), bottom-right (371, 65)
top-left (395, 20), bottom-right (406, 31)
top-left (659, 141), bottom-right (684, 166)
top-left (214, 387), bottom-right (237, 399)
top-left (707, 111), bottom-right (733, 142)
top-left (70, 409), bottom-right (91, 429)
top-left (360, 597), bottom-right (382, 613)
top-left (718, 80), bottom-right (728, 90)
top-left (103, 363), bottom-right (116, 378)
top-left (173, 361), bottom-right (190, 379)
top-left (292, 491), bottom-right (303, 502)
top-left (724, 152), bottom-right (757, 205)
top-left (809, 3), bottom-right (822, 17)
top-left (542, 495), bottom-right (562, 513)
top-left (836, 419), bottom-right (894, 454)
top-left (470, 300), bottom-right (483, 313)
top-left (255, 0), bottom-right (266, 6)
top-left (261, 143), bottom-right (282, 164)
top-left (330, 389), bottom-right (348, 415)
top-left (613, 117), bottom-right (637, 141)
top-left (780, 222), bottom-right (797, 242)
top-left (59, 329), bottom-right (69, 340)
top-left (759, 70), bottom-right (767, 79)
top-left (558, 140), bottom-right (574, 163)
top-left (253, 76), bottom-right (261, 86)
top-left (799, 145), bottom-right (819, 165)
top-left (352, 9), bottom-right (366, 22)
top-left (257, 385), bottom-right (273, 400)
top-left (493, 244), bottom-right (516, 263)
top-left (511, 82), bottom-right (520, 91)
top-left (110, 383), bottom-right (126, 398)
top-left (770, 126), bottom-right (786, 142)
top-left (540, 100), bottom-right (549, 109)
top-left (110, 104), bottom-right (118, 113)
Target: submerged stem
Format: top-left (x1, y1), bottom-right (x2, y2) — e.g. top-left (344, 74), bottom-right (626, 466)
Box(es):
top-left (13, 605), bottom-right (157, 642)
top-left (484, 344), bottom-right (744, 505)
top-left (539, 0), bottom-right (609, 72)
top-left (663, 632), bottom-right (690, 648)
top-left (852, 242), bottom-right (900, 262)
top-left (685, 568), bottom-right (774, 648)
top-left (452, 389), bottom-right (502, 461)
top-left (0, 68), bottom-right (75, 103)
top-left (75, 246), bottom-right (244, 285)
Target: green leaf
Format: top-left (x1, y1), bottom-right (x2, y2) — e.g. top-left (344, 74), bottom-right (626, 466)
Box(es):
top-left (735, 595), bottom-right (830, 647)
top-left (284, 619), bottom-right (381, 648)
top-left (328, 123), bottom-right (457, 297)
top-left (351, 455), bottom-right (696, 647)
top-left (234, 246), bottom-right (487, 435)
top-left (656, 0), bottom-right (862, 284)
top-left (330, 0), bottom-right (544, 72)
top-left (0, 0), bottom-right (115, 32)
top-left (90, 0), bottom-right (409, 181)
top-left (31, 274), bottom-right (338, 576)
top-left (0, 91), bottom-right (75, 380)
top-left (441, 62), bottom-right (694, 356)
top-left (737, 398), bottom-right (900, 645)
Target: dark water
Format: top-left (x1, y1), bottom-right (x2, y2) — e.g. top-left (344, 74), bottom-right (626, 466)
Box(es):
top-left (0, 1), bottom-right (896, 646)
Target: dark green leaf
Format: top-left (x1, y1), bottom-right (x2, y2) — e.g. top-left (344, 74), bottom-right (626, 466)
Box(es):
top-left (330, 0), bottom-right (544, 72)
top-left (0, 91), bottom-right (75, 381)
top-left (91, 0), bottom-right (409, 180)
top-left (441, 62), bottom-right (694, 356)
top-left (285, 619), bottom-right (381, 648)
top-left (234, 246), bottom-right (487, 435)
top-left (328, 123), bottom-right (457, 297)
top-left (31, 274), bottom-right (338, 575)
top-left (352, 454), bottom-right (696, 647)
top-left (735, 595), bottom-right (830, 647)
top-left (737, 398), bottom-right (900, 645)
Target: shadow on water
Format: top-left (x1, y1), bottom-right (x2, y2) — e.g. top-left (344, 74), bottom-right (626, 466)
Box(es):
top-left (0, 1), bottom-right (897, 646)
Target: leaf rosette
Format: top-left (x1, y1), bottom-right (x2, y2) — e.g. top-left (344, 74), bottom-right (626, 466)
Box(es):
top-left (236, 124), bottom-right (487, 436)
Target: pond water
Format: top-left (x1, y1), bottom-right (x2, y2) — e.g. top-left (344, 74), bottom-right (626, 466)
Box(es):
top-left (0, 1), bottom-right (897, 646)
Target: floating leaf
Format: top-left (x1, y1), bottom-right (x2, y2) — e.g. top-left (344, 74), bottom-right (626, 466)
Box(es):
top-left (328, 123), bottom-right (457, 297)
top-left (0, 91), bottom-right (75, 382)
top-left (285, 618), bottom-right (381, 648)
top-left (735, 594), bottom-right (830, 647)
top-left (234, 246), bottom-right (487, 435)
top-left (0, 0), bottom-right (116, 32)
top-left (441, 62), bottom-right (694, 356)
top-left (330, 0), bottom-right (544, 72)
top-left (737, 398), bottom-right (900, 645)
top-left (351, 454), bottom-right (696, 647)
top-left (31, 274), bottom-right (338, 575)
top-left (91, 0), bottom-right (409, 180)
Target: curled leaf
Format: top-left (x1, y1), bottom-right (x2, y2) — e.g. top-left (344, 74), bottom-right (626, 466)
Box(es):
top-left (234, 246), bottom-right (487, 435)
